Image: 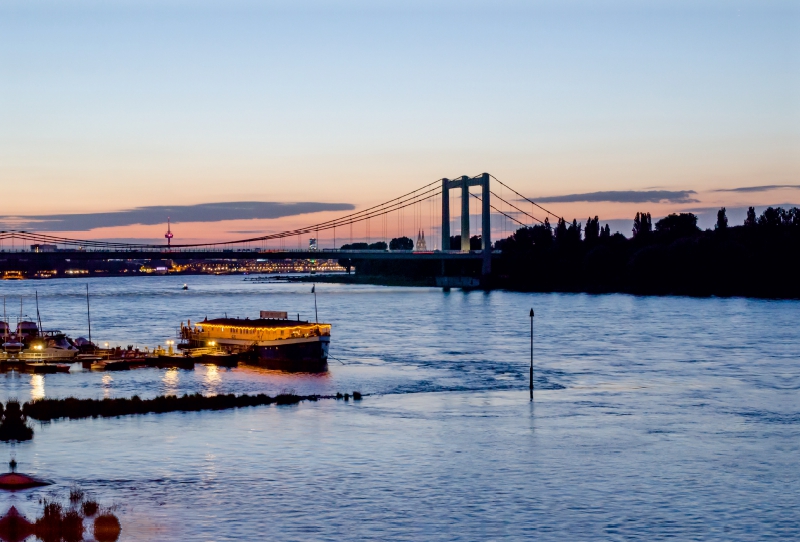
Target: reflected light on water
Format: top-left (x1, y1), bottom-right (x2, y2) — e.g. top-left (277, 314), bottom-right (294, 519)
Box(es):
top-left (203, 365), bottom-right (220, 396)
top-left (163, 369), bottom-right (179, 394)
top-left (102, 374), bottom-right (113, 399)
top-left (30, 374), bottom-right (45, 401)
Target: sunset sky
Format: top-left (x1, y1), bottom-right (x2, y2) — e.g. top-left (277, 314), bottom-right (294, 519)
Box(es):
top-left (1, 0), bottom-right (798, 244)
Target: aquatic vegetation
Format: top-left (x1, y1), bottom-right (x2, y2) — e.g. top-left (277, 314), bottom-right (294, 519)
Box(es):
top-left (0, 401), bottom-right (34, 442)
top-left (81, 500), bottom-right (99, 517)
top-left (0, 391), bottom-right (364, 427)
top-left (0, 491), bottom-right (119, 542)
top-left (35, 500), bottom-right (84, 542)
top-left (22, 392), bottom-right (315, 422)
top-left (68, 485), bottom-right (84, 503)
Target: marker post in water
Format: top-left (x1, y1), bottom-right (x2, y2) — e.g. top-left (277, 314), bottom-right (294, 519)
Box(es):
top-left (529, 308), bottom-right (534, 400)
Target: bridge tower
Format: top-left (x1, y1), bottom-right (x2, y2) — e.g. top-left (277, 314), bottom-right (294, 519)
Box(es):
top-left (441, 173), bottom-right (491, 276)
top-left (164, 218), bottom-right (174, 248)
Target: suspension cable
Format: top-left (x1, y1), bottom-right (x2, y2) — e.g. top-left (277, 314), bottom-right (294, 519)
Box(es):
top-left (489, 174), bottom-right (564, 221)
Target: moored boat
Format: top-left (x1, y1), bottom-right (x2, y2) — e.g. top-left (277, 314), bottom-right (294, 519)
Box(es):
top-left (181, 312), bottom-right (330, 372)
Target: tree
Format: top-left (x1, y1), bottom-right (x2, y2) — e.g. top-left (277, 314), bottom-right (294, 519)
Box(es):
top-left (340, 242), bottom-right (369, 250)
top-left (716, 208), bottom-right (728, 230)
top-left (449, 235), bottom-right (461, 250)
top-left (555, 218), bottom-right (568, 243)
top-left (757, 207), bottom-right (783, 229)
top-left (655, 213), bottom-right (699, 237)
top-left (389, 237), bottom-right (413, 250)
top-left (368, 241), bottom-right (387, 250)
top-left (600, 224), bottom-right (611, 239)
top-left (633, 212), bottom-right (652, 239)
top-left (567, 219), bottom-right (582, 244)
top-left (470, 235), bottom-right (482, 250)
top-left (744, 207), bottom-right (756, 227)
top-left (585, 216), bottom-right (600, 242)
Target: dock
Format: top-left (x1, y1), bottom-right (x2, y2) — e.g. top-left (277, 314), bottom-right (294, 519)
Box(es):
top-left (0, 346), bottom-right (240, 373)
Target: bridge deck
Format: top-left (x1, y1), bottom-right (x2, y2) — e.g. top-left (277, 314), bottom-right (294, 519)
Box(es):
top-left (0, 249), bottom-right (500, 261)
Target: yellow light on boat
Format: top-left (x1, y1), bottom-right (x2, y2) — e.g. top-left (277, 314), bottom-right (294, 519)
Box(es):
top-left (208, 341), bottom-right (216, 346)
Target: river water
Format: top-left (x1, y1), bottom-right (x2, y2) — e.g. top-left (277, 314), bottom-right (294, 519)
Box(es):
top-left (0, 275), bottom-right (797, 540)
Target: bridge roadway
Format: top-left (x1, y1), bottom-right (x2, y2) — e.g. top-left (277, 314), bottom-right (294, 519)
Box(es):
top-left (0, 249), bottom-right (500, 262)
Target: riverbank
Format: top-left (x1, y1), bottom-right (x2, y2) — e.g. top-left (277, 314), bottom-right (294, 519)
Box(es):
top-left (285, 272), bottom-right (800, 299)
top-left (280, 273), bottom-right (437, 287)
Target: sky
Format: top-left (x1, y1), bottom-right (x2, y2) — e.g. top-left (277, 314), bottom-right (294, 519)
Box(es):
top-left (1, 0), bottom-right (798, 243)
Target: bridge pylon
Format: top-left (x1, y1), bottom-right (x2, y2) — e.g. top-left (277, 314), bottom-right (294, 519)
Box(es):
top-left (441, 173), bottom-right (491, 277)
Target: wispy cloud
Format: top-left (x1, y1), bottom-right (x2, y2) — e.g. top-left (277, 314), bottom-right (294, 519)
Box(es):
top-left (534, 190), bottom-right (698, 204)
top-left (713, 185), bottom-right (800, 193)
top-left (0, 202), bottom-right (354, 231)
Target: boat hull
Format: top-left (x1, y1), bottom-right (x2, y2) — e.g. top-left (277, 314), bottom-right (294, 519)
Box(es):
top-left (238, 337), bottom-right (329, 373)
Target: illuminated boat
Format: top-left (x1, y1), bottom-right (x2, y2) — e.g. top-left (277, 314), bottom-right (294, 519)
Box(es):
top-left (23, 332), bottom-right (80, 360)
top-left (180, 313), bottom-right (330, 372)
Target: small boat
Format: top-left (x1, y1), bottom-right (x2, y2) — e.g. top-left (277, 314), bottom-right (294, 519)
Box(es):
top-left (183, 284), bottom-right (189, 290)
top-left (55, 364), bottom-right (71, 373)
top-left (2, 334), bottom-right (25, 355)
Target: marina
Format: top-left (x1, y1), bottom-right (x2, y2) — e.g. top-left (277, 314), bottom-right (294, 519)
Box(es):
top-left (1, 295), bottom-right (331, 373)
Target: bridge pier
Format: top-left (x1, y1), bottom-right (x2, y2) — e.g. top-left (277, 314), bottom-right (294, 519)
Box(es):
top-left (440, 173), bottom-right (492, 280)
top-left (460, 176), bottom-right (470, 252)
top-left (441, 178), bottom-right (450, 251)
top-left (481, 172), bottom-right (491, 277)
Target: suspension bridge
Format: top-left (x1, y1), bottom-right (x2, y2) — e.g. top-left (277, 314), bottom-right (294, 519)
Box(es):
top-left (0, 173), bottom-right (563, 281)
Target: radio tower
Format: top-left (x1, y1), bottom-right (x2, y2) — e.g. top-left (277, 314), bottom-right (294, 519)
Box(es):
top-left (165, 217), bottom-right (174, 248)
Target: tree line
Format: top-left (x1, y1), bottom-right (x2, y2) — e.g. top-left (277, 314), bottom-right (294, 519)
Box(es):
top-left (494, 206), bottom-right (800, 297)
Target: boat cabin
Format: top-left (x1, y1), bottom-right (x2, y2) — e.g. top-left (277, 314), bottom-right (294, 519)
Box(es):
top-left (182, 317), bottom-right (331, 345)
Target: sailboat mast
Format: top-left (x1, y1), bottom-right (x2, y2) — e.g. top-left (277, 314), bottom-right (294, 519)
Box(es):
top-left (35, 290), bottom-right (42, 331)
top-left (86, 284), bottom-right (92, 347)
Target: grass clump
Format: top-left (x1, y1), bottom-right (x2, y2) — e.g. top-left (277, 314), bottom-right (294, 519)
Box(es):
top-left (0, 400), bottom-right (34, 441)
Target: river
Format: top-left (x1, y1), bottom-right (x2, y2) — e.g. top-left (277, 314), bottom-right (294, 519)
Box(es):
top-left (0, 275), bottom-right (797, 540)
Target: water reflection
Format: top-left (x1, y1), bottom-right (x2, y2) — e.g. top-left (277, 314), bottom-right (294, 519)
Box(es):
top-left (29, 375), bottom-right (44, 401)
top-left (203, 365), bottom-right (220, 396)
top-left (162, 369), bottom-right (179, 395)
top-left (102, 374), bottom-right (113, 399)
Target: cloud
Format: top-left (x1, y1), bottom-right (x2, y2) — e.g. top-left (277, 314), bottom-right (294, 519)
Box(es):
top-left (534, 190), bottom-right (698, 204)
top-left (0, 201), bottom-right (354, 231)
top-left (712, 185), bottom-right (800, 193)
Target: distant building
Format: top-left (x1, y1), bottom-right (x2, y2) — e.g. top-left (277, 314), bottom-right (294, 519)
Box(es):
top-left (31, 244), bottom-right (57, 252)
top-left (414, 230), bottom-right (427, 251)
